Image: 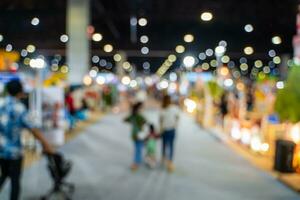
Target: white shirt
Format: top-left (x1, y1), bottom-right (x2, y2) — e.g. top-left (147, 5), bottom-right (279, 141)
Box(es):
top-left (160, 105), bottom-right (180, 131)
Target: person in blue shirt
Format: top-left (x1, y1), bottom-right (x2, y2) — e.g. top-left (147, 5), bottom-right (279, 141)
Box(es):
top-left (0, 80), bottom-right (54, 200)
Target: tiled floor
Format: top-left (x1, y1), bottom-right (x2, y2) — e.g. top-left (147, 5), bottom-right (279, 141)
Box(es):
top-left (1, 110), bottom-right (299, 200)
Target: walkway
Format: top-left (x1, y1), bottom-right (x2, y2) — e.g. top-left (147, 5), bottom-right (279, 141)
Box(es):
top-left (1, 110), bottom-right (299, 200)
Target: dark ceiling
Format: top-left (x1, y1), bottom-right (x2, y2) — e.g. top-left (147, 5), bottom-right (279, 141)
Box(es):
top-left (0, 0), bottom-right (298, 73)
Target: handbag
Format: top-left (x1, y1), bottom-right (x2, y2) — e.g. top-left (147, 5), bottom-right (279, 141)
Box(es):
top-left (137, 123), bottom-right (149, 140)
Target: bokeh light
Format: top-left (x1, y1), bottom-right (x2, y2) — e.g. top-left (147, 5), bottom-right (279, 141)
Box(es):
top-left (113, 54), bottom-right (122, 62)
top-left (138, 18), bottom-right (148, 26)
top-left (104, 44), bottom-right (113, 52)
top-left (272, 36), bottom-right (282, 45)
top-left (31, 17), bottom-right (40, 26)
top-left (26, 44), bottom-right (36, 53)
top-left (92, 33), bottom-right (103, 42)
top-left (201, 12), bottom-right (213, 21)
top-left (183, 56), bottom-right (196, 68)
top-left (184, 34), bottom-right (194, 43)
top-left (140, 35), bottom-right (149, 43)
top-left (141, 47), bottom-right (149, 54)
top-left (175, 45), bottom-right (185, 53)
top-left (60, 34), bottom-right (69, 43)
top-left (244, 24), bottom-right (254, 32)
top-left (244, 46), bottom-right (254, 55)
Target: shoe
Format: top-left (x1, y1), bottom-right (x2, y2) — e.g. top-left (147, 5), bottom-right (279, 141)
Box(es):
top-left (130, 164), bottom-right (139, 171)
top-left (167, 162), bottom-right (175, 172)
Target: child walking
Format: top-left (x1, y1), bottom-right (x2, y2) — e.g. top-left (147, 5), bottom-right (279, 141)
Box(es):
top-left (145, 124), bottom-right (159, 168)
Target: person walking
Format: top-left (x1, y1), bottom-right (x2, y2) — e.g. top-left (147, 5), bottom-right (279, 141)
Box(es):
top-left (144, 124), bottom-right (159, 168)
top-left (160, 95), bottom-right (180, 172)
top-left (0, 80), bottom-right (55, 200)
top-left (124, 102), bottom-right (146, 171)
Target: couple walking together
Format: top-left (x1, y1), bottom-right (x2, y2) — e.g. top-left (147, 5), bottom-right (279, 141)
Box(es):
top-left (125, 95), bottom-right (180, 172)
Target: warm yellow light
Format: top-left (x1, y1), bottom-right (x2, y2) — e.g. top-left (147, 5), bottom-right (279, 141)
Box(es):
top-left (159, 79), bottom-right (169, 90)
top-left (240, 63), bottom-right (248, 71)
top-left (221, 55), bottom-right (230, 63)
top-left (273, 56), bottom-right (281, 64)
top-left (138, 18), bottom-right (147, 26)
top-left (201, 63), bottom-right (210, 70)
top-left (24, 58), bottom-right (31, 65)
top-left (291, 124), bottom-right (300, 143)
top-left (184, 98), bottom-right (197, 113)
top-left (26, 44), bottom-right (36, 53)
top-left (244, 46), bottom-right (254, 55)
top-left (122, 61), bottom-right (131, 70)
top-left (260, 143), bottom-right (270, 152)
top-left (241, 128), bottom-right (251, 145)
top-left (236, 82), bottom-right (245, 91)
top-left (168, 54), bottom-right (177, 62)
top-left (51, 65), bottom-right (59, 71)
top-left (258, 72), bottom-right (266, 79)
top-left (96, 76), bottom-right (105, 85)
top-left (104, 44), bottom-right (113, 52)
top-left (201, 12), bottom-right (213, 21)
top-left (121, 76), bottom-right (131, 85)
top-left (175, 45), bottom-right (185, 53)
top-left (184, 34), bottom-right (194, 43)
top-left (113, 54), bottom-right (122, 62)
top-left (60, 65), bottom-right (69, 73)
top-left (130, 80), bottom-right (138, 88)
top-left (164, 60), bottom-right (172, 67)
top-left (231, 122), bottom-right (241, 140)
top-left (83, 75), bottom-right (92, 85)
top-left (220, 67), bottom-right (229, 76)
top-left (92, 33), bottom-right (103, 42)
top-left (272, 36), bottom-right (282, 45)
top-left (210, 59), bottom-right (218, 67)
top-left (254, 60), bottom-right (263, 68)
top-left (250, 137), bottom-right (261, 152)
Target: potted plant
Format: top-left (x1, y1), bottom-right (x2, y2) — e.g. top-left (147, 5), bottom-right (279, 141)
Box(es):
top-left (274, 65), bottom-right (300, 172)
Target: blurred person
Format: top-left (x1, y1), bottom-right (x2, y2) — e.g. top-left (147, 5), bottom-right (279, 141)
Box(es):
top-left (74, 98), bottom-right (89, 121)
top-left (102, 86), bottom-right (112, 112)
top-left (124, 102), bottom-right (146, 171)
top-left (144, 124), bottom-right (159, 169)
top-left (136, 89), bottom-right (147, 103)
top-left (0, 80), bottom-right (55, 200)
top-left (220, 92), bottom-right (228, 127)
top-left (160, 95), bottom-right (180, 172)
top-left (246, 87), bottom-right (254, 112)
top-left (65, 89), bottom-right (75, 116)
top-left (65, 89), bottom-right (76, 129)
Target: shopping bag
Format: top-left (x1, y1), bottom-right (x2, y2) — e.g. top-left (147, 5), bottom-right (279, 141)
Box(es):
top-left (137, 123), bottom-right (149, 140)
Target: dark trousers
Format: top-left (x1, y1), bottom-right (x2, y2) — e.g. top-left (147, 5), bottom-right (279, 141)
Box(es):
top-left (162, 129), bottom-right (176, 161)
top-left (0, 158), bottom-right (23, 200)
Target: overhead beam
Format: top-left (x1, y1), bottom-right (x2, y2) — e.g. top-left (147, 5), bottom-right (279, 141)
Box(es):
top-left (38, 49), bottom-right (273, 59)
top-left (93, 0), bottom-right (120, 39)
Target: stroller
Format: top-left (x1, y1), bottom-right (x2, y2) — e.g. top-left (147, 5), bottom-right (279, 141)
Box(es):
top-left (41, 153), bottom-right (75, 200)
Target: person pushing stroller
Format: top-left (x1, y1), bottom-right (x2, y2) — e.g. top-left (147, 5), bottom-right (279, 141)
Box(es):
top-left (0, 80), bottom-right (55, 200)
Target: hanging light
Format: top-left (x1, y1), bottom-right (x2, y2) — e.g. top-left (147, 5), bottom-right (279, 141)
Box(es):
top-left (92, 33), bottom-right (103, 42)
top-left (201, 12), bottom-right (213, 21)
top-left (183, 56), bottom-right (196, 68)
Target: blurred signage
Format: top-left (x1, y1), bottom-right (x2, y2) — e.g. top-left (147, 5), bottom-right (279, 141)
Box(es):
top-left (0, 72), bottom-right (19, 83)
top-left (0, 51), bottom-right (20, 71)
top-left (186, 72), bottom-right (213, 82)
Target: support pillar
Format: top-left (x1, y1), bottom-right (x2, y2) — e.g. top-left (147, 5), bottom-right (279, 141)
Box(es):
top-left (67, 0), bottom-right (90, 85)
